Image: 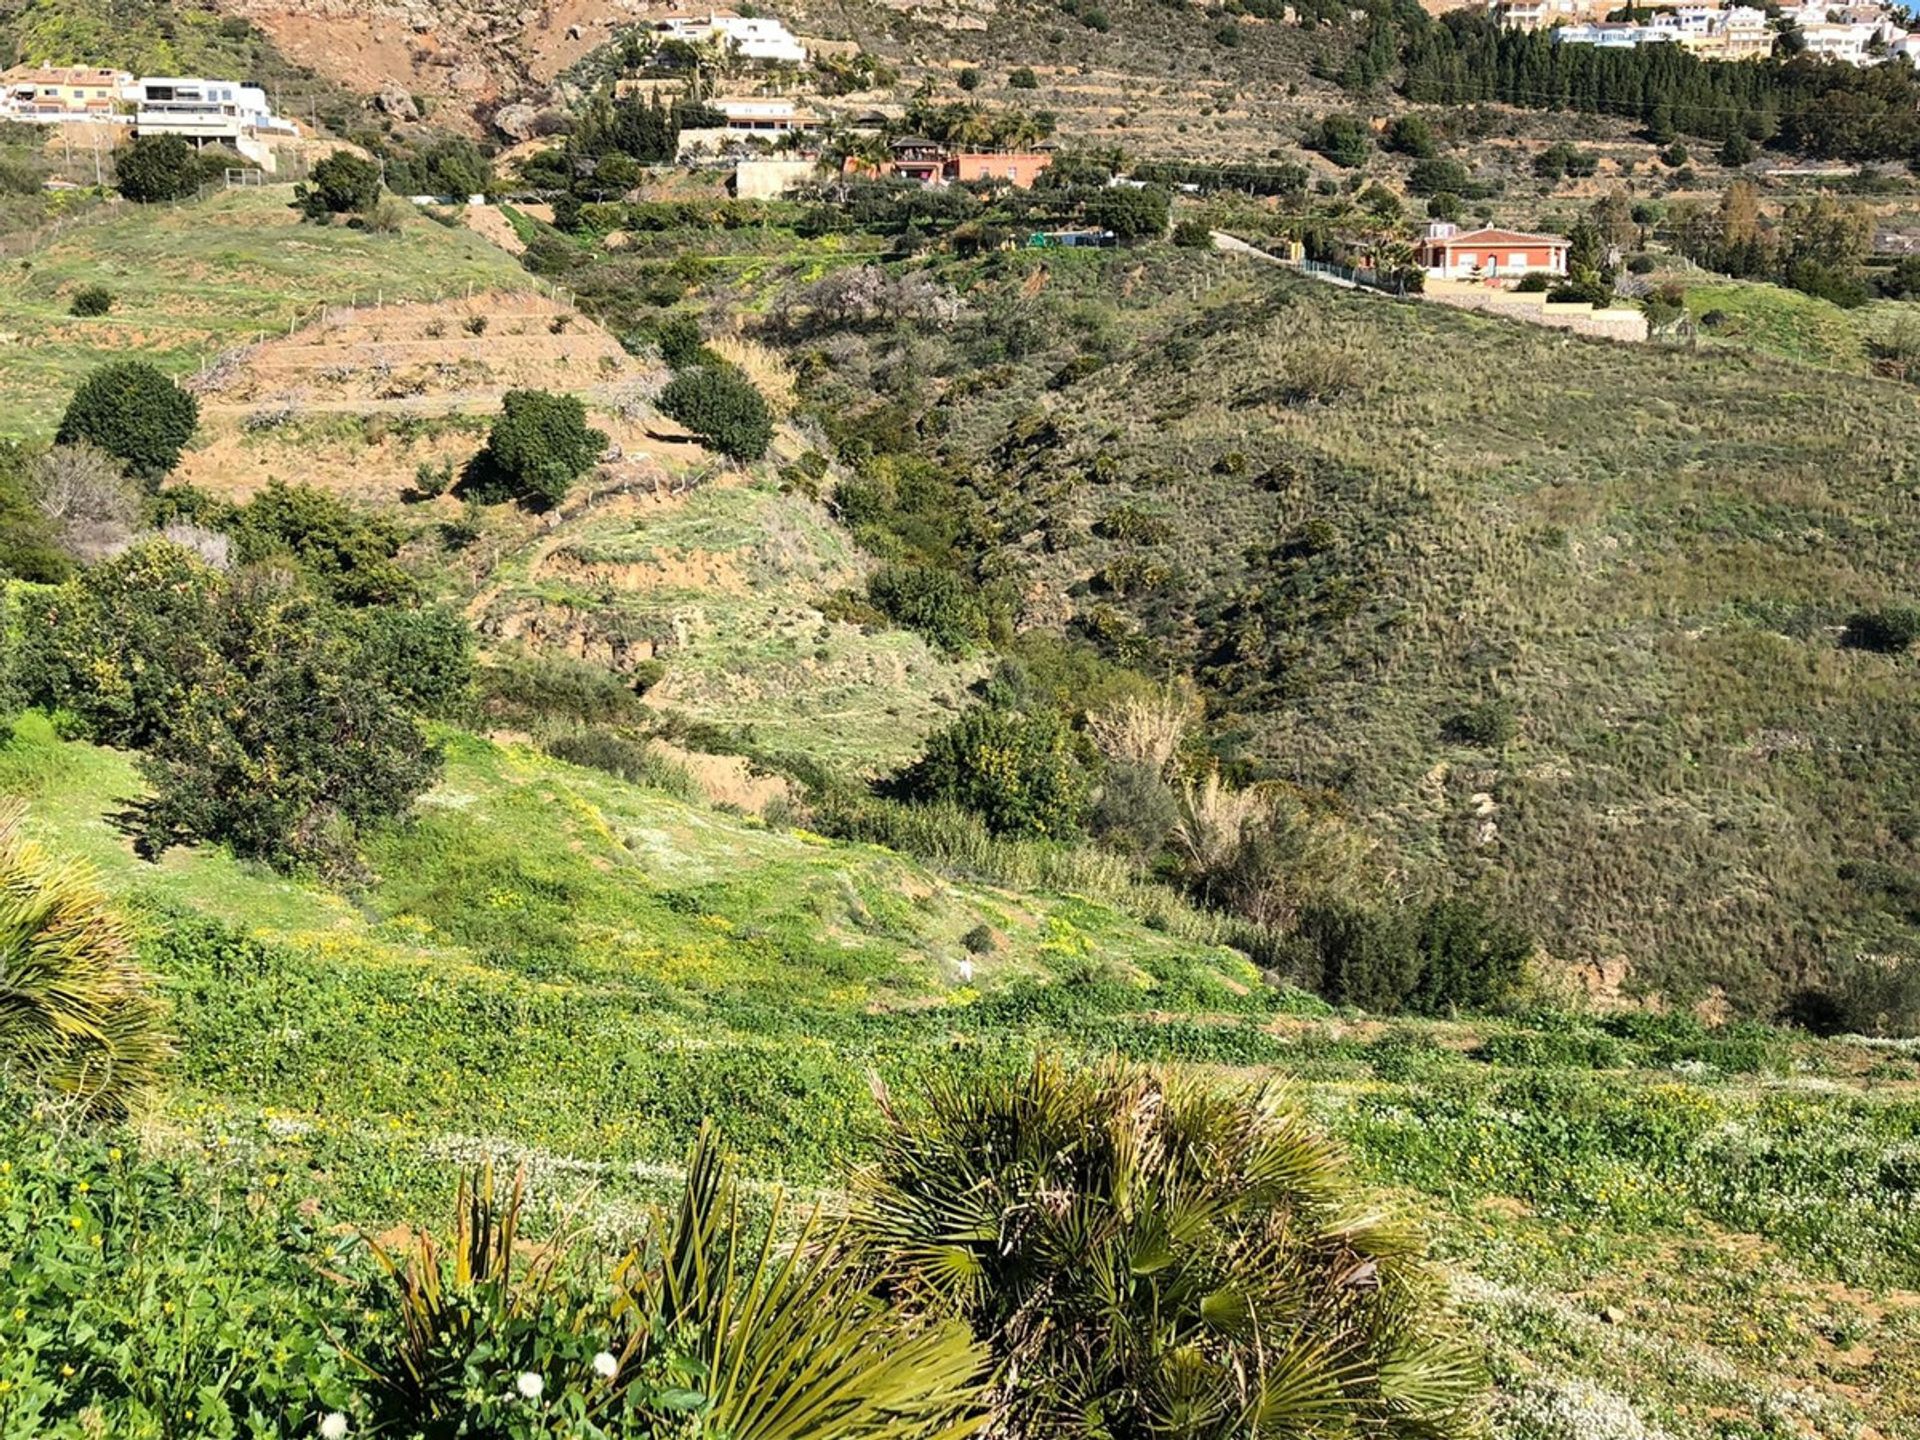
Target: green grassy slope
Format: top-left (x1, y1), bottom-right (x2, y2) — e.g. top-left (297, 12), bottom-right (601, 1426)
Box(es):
top-left (2, 709), bottom-right (1284, 1204)
top-left (6, 706), bottom-right (1920, 1436)
top-left (0, 187), bottom-right (532, 439)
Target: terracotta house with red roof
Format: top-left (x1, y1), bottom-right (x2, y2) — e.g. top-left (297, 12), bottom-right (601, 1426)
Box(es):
top-left (1417, 222), bottom-right (1569, 282)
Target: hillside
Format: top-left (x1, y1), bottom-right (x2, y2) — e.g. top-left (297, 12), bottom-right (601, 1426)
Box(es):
top-left (773, 241), bottom-right (1920, 1014)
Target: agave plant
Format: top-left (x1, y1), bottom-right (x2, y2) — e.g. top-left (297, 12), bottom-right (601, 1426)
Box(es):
top-left (351, 1127), bottom-right (989, 1439)
top-left (850, 1059), bottom-right (1486, 1440)
top-left (0, 804), bottom-right (169, 1118)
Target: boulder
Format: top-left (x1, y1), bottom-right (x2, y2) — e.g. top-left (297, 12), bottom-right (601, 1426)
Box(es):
top-left (493, 101), bottom-right (541, 142)
top-left (375, 83), bottom-right (420, 122)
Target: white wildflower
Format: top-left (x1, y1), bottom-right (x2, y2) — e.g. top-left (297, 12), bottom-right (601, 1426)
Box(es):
top-left (318, 1414), bottom-right (349, 1440)
top-left (593, 1351), bottom-right (620, 1379)
top-left (517, 1372), bottom-right (545, 1401)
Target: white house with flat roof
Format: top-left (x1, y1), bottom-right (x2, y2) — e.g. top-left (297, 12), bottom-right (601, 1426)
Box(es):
top-left (127, 76), bottom-right (295, 141)
top-left (657, 13), bottom-right (807, 64)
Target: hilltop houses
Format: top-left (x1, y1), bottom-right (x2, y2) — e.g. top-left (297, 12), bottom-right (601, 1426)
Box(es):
top-left (1506, 0), bottom-right (1919, 65)
top-left (0, 64), bottom-right (295, 138)
top-left (656, 13), bottom-right (808, 65)
top-left (0, 65), bottom-right (130, 121)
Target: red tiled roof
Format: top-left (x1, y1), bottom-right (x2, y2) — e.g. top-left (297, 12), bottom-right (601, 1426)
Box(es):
top-left (1434, 227), bottom-right (1569, 247)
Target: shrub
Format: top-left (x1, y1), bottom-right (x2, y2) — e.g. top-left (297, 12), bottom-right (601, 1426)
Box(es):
top-left (297, 150), bottom-right (382, 219)
top-left (1513, 271), bottom-right (1553, 293)
top-left (1084, 184), bottom-right (1170, 241)
top-left (1009, 66), bottom-right (1039, 88)
top-left (480, 650), bottom-right (649, 730)
top-left (851, 1059), bottom-right (1484, 1440)
top-left (657, 366), bottom-right (774, 460)
top-left (656, 311), bottom-right (711, 369)
top-left (114, 133), bottom-right (201, 202)
top-left (1407, 157), bottom-right (1473, 197)
top-left (55, 360), bottom-right (199, 481)
top-left (68, 285), bottom-right (113, 317)
top-left (134, 571), bottom-right (443, 873)
top-left (14, 540), bottom-right (222, 747)
top-left (1171, 216), bottom-right (1212, 248)
top-left (1277, 344), bottom-right (1362, 406)
top-left (1307, 113), bottom-right (1372, 168)
top-left (1445, 697), bottom-right (1518, 746)
top-left (225, 479), bottom-right (413, 605)
top-left (1090, 758), bottom-right (1178, 860)
top-left (468, 389), bottom-right (608, 506)
top-left (354, 604), bottom-right (475, 717)
top-left (1408, 896), bottom-right (1532, 1014)
top-left (1385, 114), bottom-right (1438, 158)
top-left (544, 728), bottom-right (698, 797)
top-left (895, 706), bottom-right (1087, 838)
top-left (0, 808), bottom-right (169, 1118)
top-left (347, 1134), bottom-right (990, 1437)
top-left (1843, 606), bottom-right (1920, 653)
top-left (867, 563), bottom-right (988, 654)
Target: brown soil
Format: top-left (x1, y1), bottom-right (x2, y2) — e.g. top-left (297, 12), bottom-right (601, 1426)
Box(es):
top-left (536, 546), bottom-right (751, 595)
top-left (651, 740), bottom-right (796, 816)
top-left (191, 290), bottom-right (635, 408)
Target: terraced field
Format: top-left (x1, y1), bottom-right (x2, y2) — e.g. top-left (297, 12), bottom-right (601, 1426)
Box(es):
top-left (0, 186), bottom-right (533, 439)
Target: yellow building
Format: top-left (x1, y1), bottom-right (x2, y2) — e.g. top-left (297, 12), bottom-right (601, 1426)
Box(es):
top-left (0, 64), bottom-right (130, 121)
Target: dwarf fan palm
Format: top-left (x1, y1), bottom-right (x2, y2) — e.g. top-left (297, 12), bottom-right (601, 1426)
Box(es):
top-left (353, 1126), bottom-right (990, 1438)
top-left (850, 1059), bottom-right (1485, 1440)
top-left (0, 804), bottom-right (168, 1118)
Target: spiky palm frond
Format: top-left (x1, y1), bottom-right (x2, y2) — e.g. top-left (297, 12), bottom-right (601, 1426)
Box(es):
top-left (0, 803), bottom-right (168, 1118)
top-left (618, 1121), bottom-right (991, 1440)
top-left (851, 1059), bottom-right (1487, 1440)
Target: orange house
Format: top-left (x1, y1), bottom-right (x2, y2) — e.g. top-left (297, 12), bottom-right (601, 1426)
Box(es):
top-left (843, 138), bottom-right (1053, 189)
top-left (948, 151), bottom-right (1053, 187)
top-left (1417, 223), bottom-right (1569, 282)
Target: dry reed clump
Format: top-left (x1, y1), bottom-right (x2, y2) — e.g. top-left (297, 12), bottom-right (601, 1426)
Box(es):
top-left (1083, 684), bottom-right (1199, 777)
top-left (706, 335), bottom-right (799, 417)
top-left (1171, 768), bottom-right (1269, 877)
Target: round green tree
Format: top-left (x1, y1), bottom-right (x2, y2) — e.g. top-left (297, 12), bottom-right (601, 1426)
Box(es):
top-left (657, 366), bottom-right (774, 460)
top-left (114, 134), bottom-right (202, 203)
top-left (299, 150), bottom-right (383, 219)
top-left (55, 361), bottom-right (199, 481)
top-left (471, 388), bottom-right (608, 506)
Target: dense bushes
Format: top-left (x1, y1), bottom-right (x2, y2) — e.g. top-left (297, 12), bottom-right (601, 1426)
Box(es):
top-left (657, 366), bottom-right (774, 460)
top-left (466, 389), bottom-right (608, 506)
top-left (113, 133), bottom-right (203, 202)
top-left (894, 706), bottom-right (1086, 839)
top-left (1843, 605), bottom-right (1920, 654)
top-left (68, 285), bottom-right (113, 317)
top-left (55, 361), bottom-right (199, 481)
top-left (1305, 895), bottom-right (1531, 1015)
top-left (296, 150), bottom-right (382, 219)
top-left (867, 563), bottom-right (988, 654)
top-left (15, 542), bottom-right (452, 871)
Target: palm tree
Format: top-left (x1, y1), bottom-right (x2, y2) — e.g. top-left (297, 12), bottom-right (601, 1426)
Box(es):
top-left (0, 804), bottom-right (169, 1118)
top-left (849, 1059), bottom-right (1485, 1440)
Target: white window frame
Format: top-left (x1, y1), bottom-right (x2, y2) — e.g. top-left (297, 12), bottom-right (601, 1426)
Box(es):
top-left (1509, 252), bottom-right (1527, 267)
